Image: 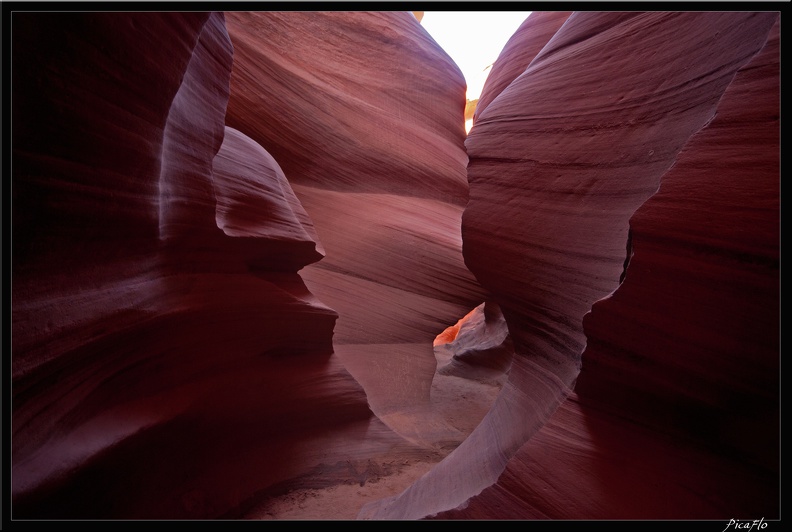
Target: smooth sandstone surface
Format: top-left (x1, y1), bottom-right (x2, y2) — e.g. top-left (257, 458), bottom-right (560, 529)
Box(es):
top-left (472, 11), bottom-right (572, 121)
top-left (11, 12), bottom-right (408, 519)
top-left (224, 11), bottom-right (491, 452)
top-left (362, 11), bottom-right (779, 520)
top-left (434, 301), bottom-right (514, 383)
top-left (225, 11), bottom-right (469, 204)
top-left (428, 12), bottom-right (780, 520)
top-left (10, 9), bottom-right (780, 521)
top-left (212, 126), bottom-right (325, 270)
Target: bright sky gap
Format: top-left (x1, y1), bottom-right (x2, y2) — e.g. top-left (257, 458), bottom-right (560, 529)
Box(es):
top-left (419, 11), bottom-right (533, 132)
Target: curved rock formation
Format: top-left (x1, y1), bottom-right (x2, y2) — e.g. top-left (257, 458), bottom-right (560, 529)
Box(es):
top-left (434, 302), bottom-right (513, 383)
top-left (364, 11), bottom-right (779, 520)
top-left (11, 12), bottom-right (397, 519)
top-left (224, 11), bottom-right (490, 450)
top-left (212, 126), bottom-right (325, 270)
top-left (225, 11), bottom-right (469, 204)
top-left (571, 16), bottom-right (781, 517)
top-left (472, 11), bottom-right (571, 122)
top-left (11, 9), bottom-right (779, 522)
top-left (435, 20), bottom-right (781, 519)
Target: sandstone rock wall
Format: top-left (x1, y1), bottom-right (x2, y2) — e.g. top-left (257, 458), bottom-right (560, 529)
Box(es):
top-left (473, 11), bottom-right (572, 121)
top-left (11, 12), bottom-right (384, 519)
top-left (225, 11), bottom-right (469, 204)
top-left (10, 9), bottom-right (780, 521)
top-left (224, 12), bottom-right (489, 445)
top-left (363, 11), bottom-right (780, 519)
top-left (438, 12), bottom-right (780, 520)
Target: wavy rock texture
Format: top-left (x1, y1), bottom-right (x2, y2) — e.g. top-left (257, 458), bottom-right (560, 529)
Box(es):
top-left (11, 10), bottom-right (780, 522)
top-left (363, 11), bottom-right (780, 520)
top-left (226, 11), bottom-right (469, 204)
top-left (225, 11), bottom-right (491, 454)
top-left (435, 19), bottom-right (781, 519)
top-left (212, 126), bottom-right (325, 270)
top-left (472, 11), bottom-right (572, 121)
top-left (11, 12), bottom-right (400, 519)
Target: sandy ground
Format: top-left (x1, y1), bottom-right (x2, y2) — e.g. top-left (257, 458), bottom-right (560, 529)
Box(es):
top-left (245, 458), bottom-right (437, 520)
top-left (244, 343), bottom-right (506, 520)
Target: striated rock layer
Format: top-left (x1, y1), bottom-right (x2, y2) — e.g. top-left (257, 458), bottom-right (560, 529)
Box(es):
top-left (472, 11), bottom-right (572, 121)
top-left (364, 11), bottom-right (780, 519)
top-left (11, 12), bottom-right (406, 519)
top-left (12, 10), bottom-right (779, 521)
top-left (569, 16), bottom-right (780, 517)
top-left (225, 11), bottom-right (469, 204)
top-left (225, 11), bottom-right (490, 451)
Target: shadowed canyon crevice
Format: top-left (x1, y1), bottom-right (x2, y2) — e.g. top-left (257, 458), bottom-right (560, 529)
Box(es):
top-left (9, 10), bottom-right (780, 521)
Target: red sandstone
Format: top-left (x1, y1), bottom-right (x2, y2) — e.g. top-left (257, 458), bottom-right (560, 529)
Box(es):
top-left (9, 10), bottom-right (780, 521)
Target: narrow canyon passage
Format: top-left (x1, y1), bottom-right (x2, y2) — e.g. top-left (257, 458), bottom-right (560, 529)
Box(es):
top-left (362, 11), bottom-right (780, 520)
top-left (9, 9), bottom-right (780, 522)
top-left (222, 11), bottom-right (508, 513)
top-left (291, 186), bottom-right (498, 445)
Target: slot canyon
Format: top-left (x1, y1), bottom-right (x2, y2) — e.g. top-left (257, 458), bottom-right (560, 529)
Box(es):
top-left (8, 10), bottom-right (780, 522)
